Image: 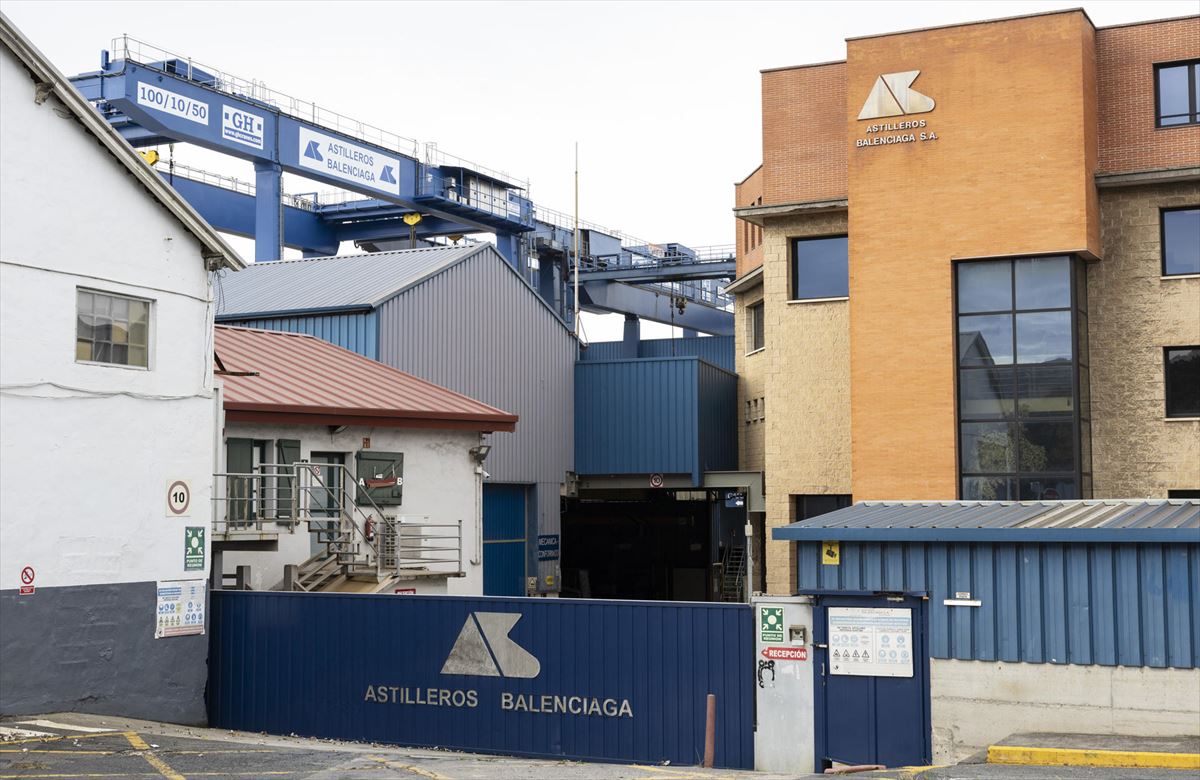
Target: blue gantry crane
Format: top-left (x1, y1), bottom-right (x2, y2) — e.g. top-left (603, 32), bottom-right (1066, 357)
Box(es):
top-left (69, 36), bottom-right (736, 335)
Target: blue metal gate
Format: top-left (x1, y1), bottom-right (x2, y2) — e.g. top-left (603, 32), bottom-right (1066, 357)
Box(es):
top-left (811, 593), bottom-right (931, 769)
top-left (483, 484), bottom-right (527, 596)
top-left (208, 591), bottom-right (754, 768)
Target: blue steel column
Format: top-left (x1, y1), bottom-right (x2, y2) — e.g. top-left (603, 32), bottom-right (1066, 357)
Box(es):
top-left (494, 232), bottom-right (522, 271)
top-left (622, 314), bottom-right (640, 358)
top-left (254, 160), bottom-right (283, 262)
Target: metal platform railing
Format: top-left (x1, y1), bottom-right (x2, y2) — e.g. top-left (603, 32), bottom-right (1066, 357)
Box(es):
top-left (111, 35), bottom-right (526, 193)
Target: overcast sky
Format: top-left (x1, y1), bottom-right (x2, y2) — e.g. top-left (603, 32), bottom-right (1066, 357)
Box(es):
top-left (3, 0), bottom-right (1193, 339)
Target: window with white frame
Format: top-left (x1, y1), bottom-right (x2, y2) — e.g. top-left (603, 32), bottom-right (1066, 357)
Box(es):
top-left (76, 289), bottom-right (150, 368)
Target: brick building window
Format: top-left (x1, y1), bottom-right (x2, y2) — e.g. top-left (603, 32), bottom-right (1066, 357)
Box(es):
top-left (1161, 207), bottom-right (1200, 276)
top-left (747, 301), bottom-right (765, 352)
top-left (793, 494), bottom-right (851, 520)
top-left (1165, 347), bottom-right (1200, 418)
top-left (791, 235), bottom-right (848, 300)
top-left (954, 256), bottom-right (1092, 500)
top-left (1155, 60), bottom-right (1199, 127)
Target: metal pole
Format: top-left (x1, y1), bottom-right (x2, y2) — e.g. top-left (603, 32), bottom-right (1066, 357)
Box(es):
top-left (573, 143), bottom-right (580, 339)
top-left (703, 693), bottom-right (717, 767)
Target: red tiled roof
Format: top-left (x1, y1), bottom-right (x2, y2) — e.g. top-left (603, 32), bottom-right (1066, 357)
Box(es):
top-left (214, 326), bottom-right (517, 432)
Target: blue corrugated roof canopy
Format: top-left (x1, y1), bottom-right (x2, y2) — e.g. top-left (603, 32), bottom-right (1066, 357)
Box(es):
top-left (773, 500), bottom-right (1200, 543)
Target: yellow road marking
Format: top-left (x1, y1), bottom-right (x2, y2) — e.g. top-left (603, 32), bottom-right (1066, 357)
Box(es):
top-left (988, 744), bottom-right (1200, 770)
top-left (368, 756), bottom-right (454, 779)
top-left (632, 766), bottom-right (732, 779)
top-left (123, 732), bottom-right (185, 780)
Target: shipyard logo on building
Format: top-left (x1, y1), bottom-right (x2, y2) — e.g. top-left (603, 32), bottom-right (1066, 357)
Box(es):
top-left (856, 70), bottom-right (939, 148)
top-left (858, 70), bottom-right (935, 120)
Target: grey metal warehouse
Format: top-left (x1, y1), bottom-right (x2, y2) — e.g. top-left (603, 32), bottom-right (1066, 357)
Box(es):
top-left (214, 244), bottom-right (575, 595)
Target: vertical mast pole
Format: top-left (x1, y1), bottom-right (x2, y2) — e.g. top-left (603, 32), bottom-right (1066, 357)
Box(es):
top-left (573, 143), bottom-right (580, 340)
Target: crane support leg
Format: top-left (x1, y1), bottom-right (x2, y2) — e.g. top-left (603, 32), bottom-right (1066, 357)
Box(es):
top-left (622, 314), bottom-right (640, 358)
top-left (254, 160), bottom-right (284, 262)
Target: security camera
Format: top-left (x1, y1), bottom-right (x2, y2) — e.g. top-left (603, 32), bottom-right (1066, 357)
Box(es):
top-left (482, 470), bottom-right (491, 479)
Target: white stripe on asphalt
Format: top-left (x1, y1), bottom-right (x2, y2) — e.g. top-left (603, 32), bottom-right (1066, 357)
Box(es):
top-left (0, 726), bottom-right (55, 738)
top-left (12, 719), bottom-right (117, 733)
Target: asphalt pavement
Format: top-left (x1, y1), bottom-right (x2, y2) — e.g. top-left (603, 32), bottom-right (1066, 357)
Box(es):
top-left (2, 714), bottom-right (1196, 780)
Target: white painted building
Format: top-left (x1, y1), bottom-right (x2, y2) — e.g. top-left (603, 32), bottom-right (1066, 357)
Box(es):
top-left (0, 14), bottom-right (242, 723)
top-left (212, 326), bottom-right (518, 596)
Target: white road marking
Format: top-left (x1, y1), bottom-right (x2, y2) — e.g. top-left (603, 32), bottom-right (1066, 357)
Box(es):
top-left (0, 725), bottom-right (55, 738)
top-left (12, 719), bottom-right (117, 733)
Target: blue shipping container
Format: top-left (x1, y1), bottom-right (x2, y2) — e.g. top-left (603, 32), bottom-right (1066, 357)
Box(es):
top-left (208, 591), bottom-right (754, 768)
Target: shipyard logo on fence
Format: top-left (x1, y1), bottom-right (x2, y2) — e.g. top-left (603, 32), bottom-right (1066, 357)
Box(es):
top-left (858, 70), bottom-right (935, 120)
top-left (441, 612), bottom-right (541, 678)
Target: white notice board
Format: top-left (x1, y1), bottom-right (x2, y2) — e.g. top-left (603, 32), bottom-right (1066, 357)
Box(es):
top-left (155, 579), bottom-right (206, 639)
top-left (828, 607), bottom-right (913, 677)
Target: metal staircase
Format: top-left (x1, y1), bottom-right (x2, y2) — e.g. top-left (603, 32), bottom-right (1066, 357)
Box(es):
top-left (214, 462), bottom-right (464, 592)
top-left (719, 545), bottom-right (747, 602)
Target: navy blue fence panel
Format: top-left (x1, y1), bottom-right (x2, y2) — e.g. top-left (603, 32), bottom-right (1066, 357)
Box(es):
top-left (209, 592), bottom-right (754, 768)
top-left (796, 540), bottom-right (1200, 668)
top-left (219, 311), bottom-right (379, 359)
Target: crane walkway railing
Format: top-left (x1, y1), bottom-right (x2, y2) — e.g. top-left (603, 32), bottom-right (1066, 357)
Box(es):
top-left (111, 35), bottom-right (526, 192)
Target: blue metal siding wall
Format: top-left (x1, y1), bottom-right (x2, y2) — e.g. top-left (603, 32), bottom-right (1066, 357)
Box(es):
top-left (696, 361), bottom-right (737, 474)
top-left (581, 337), bottom-right (735, 372)
top-left (575, 358), bottom-right (698, 479)
top-left (218, 311), bottom-right (379, 359)
top-left (797, 541), bottom-right (1200, 668)
top-left (208, 591), bottom-right (754, 768)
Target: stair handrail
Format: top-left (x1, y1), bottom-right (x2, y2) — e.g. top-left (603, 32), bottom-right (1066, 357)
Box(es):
top-left (298, 461), bottom-right (394, 581)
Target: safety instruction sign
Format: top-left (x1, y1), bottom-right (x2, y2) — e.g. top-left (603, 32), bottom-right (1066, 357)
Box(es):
top-left (829, 607), bottom-right (912, 677)
top-left (155, 579), bottom-right (206, 639)
top-left (759, 607), bottom-right (784, 642)
top-left (184, 527), bottom-right (205, 571)
top-left (297, 127), bottom-right (401, 196)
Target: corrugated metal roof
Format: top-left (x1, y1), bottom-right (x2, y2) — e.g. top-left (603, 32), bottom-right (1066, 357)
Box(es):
top-left (773, 500), bottom-right (1200, 543)
top-left (214, 325), bottom-right (516, 431)
top-left (214, 244), bottom-right (487, 318)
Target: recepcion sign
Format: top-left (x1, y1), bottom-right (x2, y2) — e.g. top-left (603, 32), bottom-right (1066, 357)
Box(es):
top-left (828, 606), bottom-right (913, 677)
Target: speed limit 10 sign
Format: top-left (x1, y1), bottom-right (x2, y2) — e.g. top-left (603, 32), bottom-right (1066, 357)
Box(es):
top-left (166, 479), bottom-right (192, 517)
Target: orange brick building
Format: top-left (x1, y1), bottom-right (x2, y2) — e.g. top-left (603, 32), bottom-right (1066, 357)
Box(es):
top-left (729, 9), bottom-right (1200, 595)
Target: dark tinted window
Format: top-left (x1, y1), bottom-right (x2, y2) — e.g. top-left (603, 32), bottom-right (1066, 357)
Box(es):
top-left (1162, 208), bottom-right (1200, 276)
top-left (955, 257), bottom-right (1089, 500)
top-left (1156, 61), bottom-right (1199, 127)
top-left (748, 302), bottom-right (765, 351)
top-left (792, 236), bottom-right (848, 300)
top-left (795, 494), bottom-right (851, 520)
top-left (1165, 347), bottom-right (1200, 418)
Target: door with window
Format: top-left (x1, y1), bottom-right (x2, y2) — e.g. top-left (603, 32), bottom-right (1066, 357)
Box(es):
top-left (226, 438), bottom-right (270, 528)
top-left (309, 453), bottom-right (345, 555)
top-left (812, 593), bottom-right (931, 770)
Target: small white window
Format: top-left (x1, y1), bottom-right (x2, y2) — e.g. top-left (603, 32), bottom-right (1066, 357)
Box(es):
top-left (76, 289), bottom-right (150, 368)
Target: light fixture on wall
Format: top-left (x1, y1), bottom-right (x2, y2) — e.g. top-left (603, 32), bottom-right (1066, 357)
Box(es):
top-left (469, 445), bottom-right (492, 464)
top-left (328, 425), bottom-right (347, 435)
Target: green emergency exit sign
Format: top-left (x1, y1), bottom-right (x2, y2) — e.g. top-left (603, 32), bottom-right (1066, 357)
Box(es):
top-left (184, 527), bottom-right (205, 571)
top-left (760, 607), bottom-right (784, 642)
